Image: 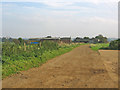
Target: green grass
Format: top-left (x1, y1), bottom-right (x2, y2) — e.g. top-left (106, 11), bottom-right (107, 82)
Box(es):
top-left (90, 43), bottom-right (109, 51)
top-left (2, 43), bottom-right (84, 79)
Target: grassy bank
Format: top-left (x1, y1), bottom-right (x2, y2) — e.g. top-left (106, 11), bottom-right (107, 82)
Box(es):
top-left (90, 43), bottom-right (109, 51)
top-left (2, 42), bottom-right (84, 79)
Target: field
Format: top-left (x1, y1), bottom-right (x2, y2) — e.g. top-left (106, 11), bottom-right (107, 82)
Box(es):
top-left (2, 41), bottom-right (85, 78)
top-left (90, 43), bottom-right (109, 51)
top-left (99, 50), bottom-right (118, 84)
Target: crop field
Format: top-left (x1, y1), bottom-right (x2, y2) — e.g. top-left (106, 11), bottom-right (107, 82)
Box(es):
top-left (90, 43), bottom-right (109, 51)
top-left (2, 41), bottom-right (84, 78)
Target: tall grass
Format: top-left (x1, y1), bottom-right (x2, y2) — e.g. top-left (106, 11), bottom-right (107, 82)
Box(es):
top-left (2, 41), bottom-right (83, 79)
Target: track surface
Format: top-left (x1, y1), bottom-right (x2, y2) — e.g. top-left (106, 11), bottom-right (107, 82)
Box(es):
top-left (2, 45), bottom-right (118, 88)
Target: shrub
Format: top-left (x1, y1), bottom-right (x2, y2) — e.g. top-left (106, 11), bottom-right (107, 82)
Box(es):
top-left (109, 39), bottom-right (120, 50)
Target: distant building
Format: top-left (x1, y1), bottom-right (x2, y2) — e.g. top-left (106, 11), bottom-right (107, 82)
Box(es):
top-left (2, 37), bottom-right (13, 42)
top-left (29, 36), bottom-right (60, 44)
top-left (92, 38), bottom-right (100, 43)
top-left (40, 37), bottom-right (60, 42)
top-left (29, 38), bottom-right (40, 41)
top-left (40, 36), bottom-right (60, 42)
top-left (74, 37), bottom-right (82, 42)
top-left (74, 37), bottom-right (89, 43)
top-left (60, 37), bottom-right (71, 44)
top-left (74, 37), bottom-right (100, 43)
top-left (89, 39), bottom-right (94, 43)
top-left (29, 38), bottom-right (40, 44)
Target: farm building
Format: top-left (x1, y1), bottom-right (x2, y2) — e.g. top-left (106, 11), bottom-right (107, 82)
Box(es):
top-left (29, 38), bottom-right (40, 41)
top-left (73, 37), bottom-right (100, 43)
top-left (40, 38), bottom-right (60, 42)
top-left (92, 38), bottom-right (100, 43)
top-left (29, 38), bottom-right (40, 44)
top-left (29, 36), bottom-right (60, 44)
top-left (60, 37), bottom-right (71, 44)
top-left (74, 37), bottom-right (89, 43)
top-left (40, 36), bottom-right (60, 42)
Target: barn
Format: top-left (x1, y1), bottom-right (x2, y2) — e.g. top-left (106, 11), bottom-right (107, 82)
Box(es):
top-left (60, 37), bottom-right (71, 44)
top-left (40, 37), bottom-right (60, 42)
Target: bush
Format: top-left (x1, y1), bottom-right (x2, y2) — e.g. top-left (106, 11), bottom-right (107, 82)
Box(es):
top-left (109, 39), bottom-right (120, 50)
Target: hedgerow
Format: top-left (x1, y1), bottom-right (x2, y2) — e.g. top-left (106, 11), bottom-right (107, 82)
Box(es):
top-left (2, 41), bottom-right (82, 78)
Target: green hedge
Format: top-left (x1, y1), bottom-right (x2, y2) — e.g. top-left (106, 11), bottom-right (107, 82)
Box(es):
top-left (109, 39), bottom-right (120, 50)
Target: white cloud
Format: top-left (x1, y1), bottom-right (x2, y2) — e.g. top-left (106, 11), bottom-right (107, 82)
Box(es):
top-left (41, 1), bottom-right (74, 7)
top-left (2, 0), bottom-right (118, 38)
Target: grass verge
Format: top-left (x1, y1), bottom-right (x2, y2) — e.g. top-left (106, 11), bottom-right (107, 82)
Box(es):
top-left (90, 43), bottom-right (109, 51)
top-left (2, 43), bottom-right (84, 79)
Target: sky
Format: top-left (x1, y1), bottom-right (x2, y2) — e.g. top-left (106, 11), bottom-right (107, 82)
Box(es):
top-left (1, 0), bottom-right (119, 38)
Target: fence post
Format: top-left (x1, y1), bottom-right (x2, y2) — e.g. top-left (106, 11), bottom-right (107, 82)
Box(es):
top-left (24, 42), bottom-right (26, 51)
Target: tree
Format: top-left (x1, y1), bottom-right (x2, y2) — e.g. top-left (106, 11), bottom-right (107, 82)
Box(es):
top-left (46, 36), bottom-right (52, 38)
top-left (2, 37), bottom-right (8, 42)
top-left (18, 38), bottom-right (24, 45)
top-left (83, 37), bottom-right (89, 39)
top-left (95, 34), bottom-right (103, 39)
top-left (109, 39), bottom-right (120, 50)
top-left (95, 34), bottom-right (108, 43)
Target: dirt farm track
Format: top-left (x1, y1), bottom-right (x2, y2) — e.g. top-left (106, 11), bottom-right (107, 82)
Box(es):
top-left (2, 45), bottom-right (118, 88)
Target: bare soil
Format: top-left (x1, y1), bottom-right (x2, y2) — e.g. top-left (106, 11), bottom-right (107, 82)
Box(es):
top-left (2, 45), bottom-right (118, 88)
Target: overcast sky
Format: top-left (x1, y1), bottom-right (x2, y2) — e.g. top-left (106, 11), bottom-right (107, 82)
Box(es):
top-left (2, 0), bottom-right (118, 38)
